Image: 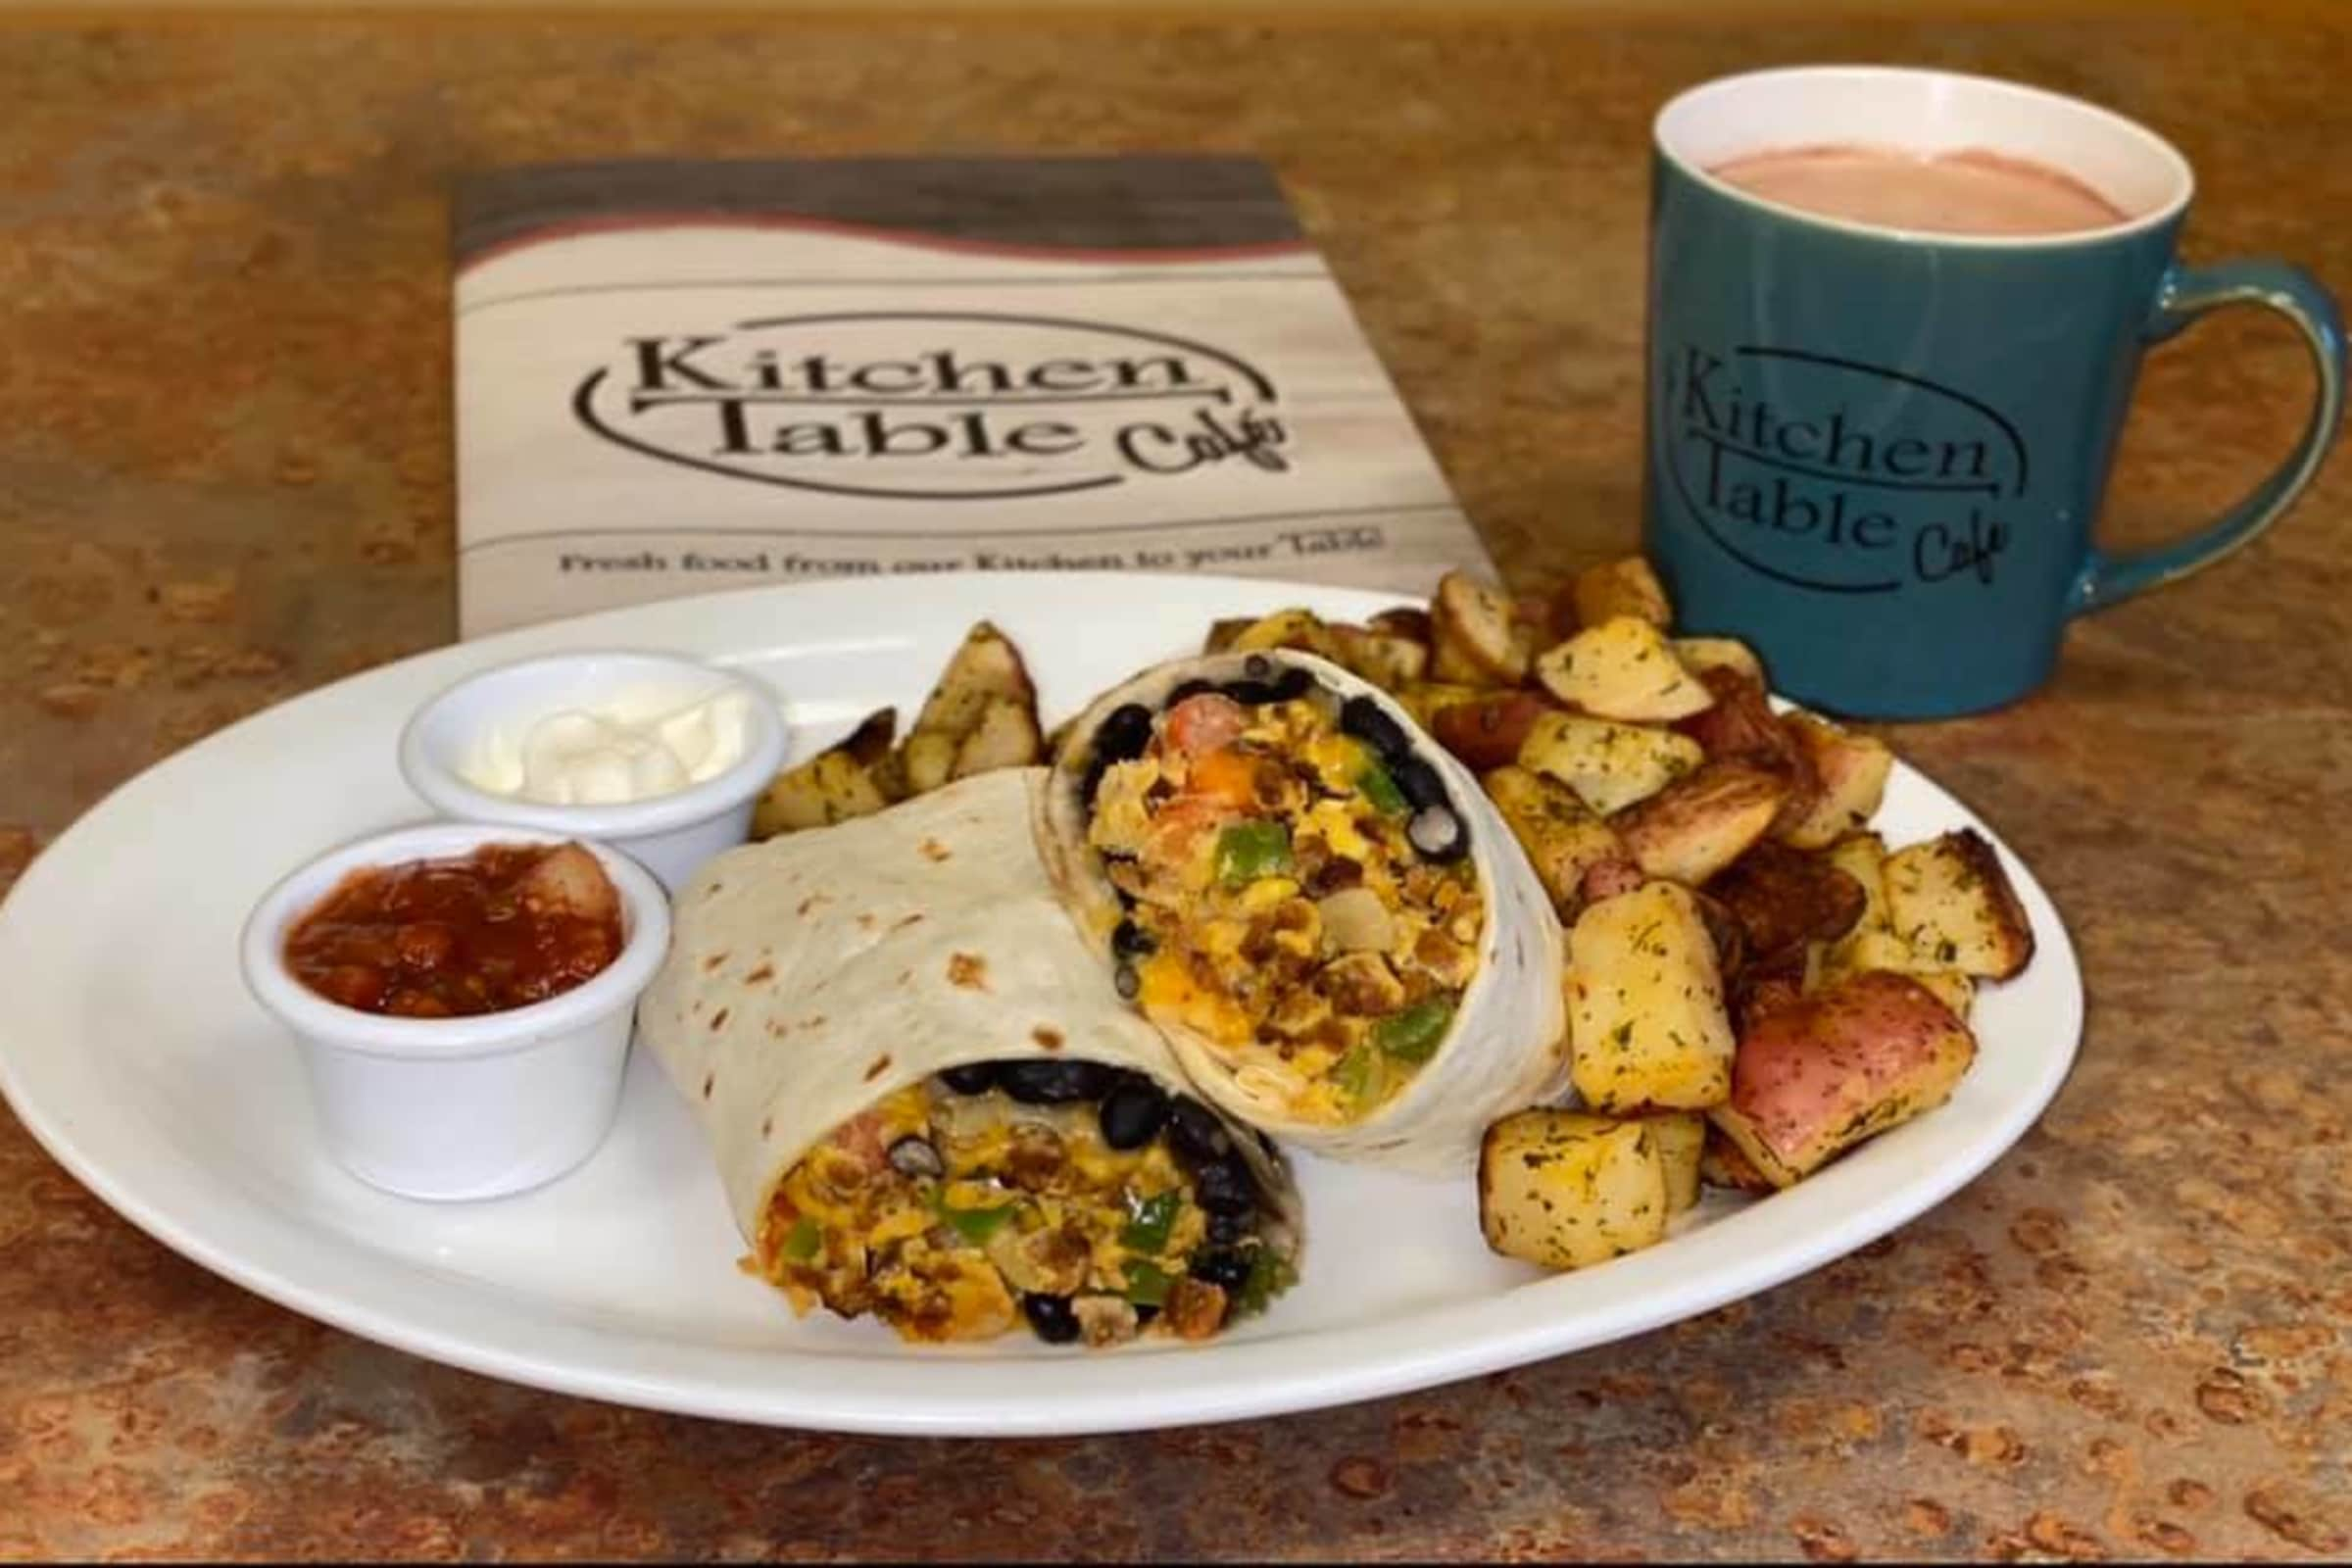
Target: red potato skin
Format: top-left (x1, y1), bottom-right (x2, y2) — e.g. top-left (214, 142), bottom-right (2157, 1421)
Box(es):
top-left (1707, 839), bottom-right (1867, 960)
top-left (1675, 668), bottom-right (1819, 830)
top-left (1674, 668), bottom-right (1794, 764)
top-left (1544, 580), bottom-right (1583, 643)
top-left (1431, 690), bottom-right (1558, 772)
top-left (1578, 857), bottom-right (1646, 905)
top-left (1728, 944), bottom-right (1810, 1035)
top-left (1729, 971), bottom-right (1975, 1174)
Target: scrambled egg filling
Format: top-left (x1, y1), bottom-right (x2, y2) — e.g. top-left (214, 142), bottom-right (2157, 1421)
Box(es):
top-left (760, 1080), bottom-right (1280, 1346)
top-left (1090, 690), bottom-right (1484, 1124)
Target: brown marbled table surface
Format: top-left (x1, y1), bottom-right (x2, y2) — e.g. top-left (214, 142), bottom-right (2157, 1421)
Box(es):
top-left (3, 6), bottom-right (2348, 1560)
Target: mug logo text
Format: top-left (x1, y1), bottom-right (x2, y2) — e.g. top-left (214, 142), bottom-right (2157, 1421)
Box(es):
top-left (1663, 345), bottom-right (2027, 593)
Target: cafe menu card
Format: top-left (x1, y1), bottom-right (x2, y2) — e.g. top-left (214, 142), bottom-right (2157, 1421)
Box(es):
top-left (452, 157), bottom-right (1493, 636)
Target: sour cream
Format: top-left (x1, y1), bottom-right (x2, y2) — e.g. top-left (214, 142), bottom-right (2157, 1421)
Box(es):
top-left (459, 684), bottom-right (758, 807)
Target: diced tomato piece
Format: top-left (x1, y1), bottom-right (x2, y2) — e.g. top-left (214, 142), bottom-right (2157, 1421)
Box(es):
top-left (1163, 694), bottom-right (1246, 759)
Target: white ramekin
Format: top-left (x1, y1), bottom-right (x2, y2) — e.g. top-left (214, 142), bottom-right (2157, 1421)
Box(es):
top-left (240, 821), bottom-right (672, 1202)
top-left (396, 651), bottom-right (789, 893)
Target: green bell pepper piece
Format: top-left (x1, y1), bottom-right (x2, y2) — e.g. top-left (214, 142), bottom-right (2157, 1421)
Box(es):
top-left (780, 1216), bottom-right (821, 1262)
top-left (932, 1193), bottom-right (1014, 1245)
top-left (1373, 995), bottom-right (1455, 1064)
top-left (1332, 1042), bottom-right (1385, 1106)
top-left (1120, 1190), bottom-right (1182, 1253)
top-left (1214, 820), bottom-right (1294, 887)
top-left (1123, 1259), bottom-right (1173, 1308)
top-left (1355, 759), bottom-right (1408, 816)
top-left (1233, 1244), bottom-right (1298, 1316)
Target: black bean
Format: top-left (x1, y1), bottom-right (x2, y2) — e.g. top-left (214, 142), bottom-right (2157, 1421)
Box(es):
top-left (1188, 1248), bottom-right (1253, 1294)
top-left (1113, 962), bottom-right (1141, 1002)
top-left (1392, 754), bottom-right (1449, 811)
top-left (1099, 1079), bottom-right (1169, 1151)
top-left (1166, 678), bottom-right (1215, 706)
top-left (1271, 665), bottom-right (1316, 701)
top-left (1407, 804), bottom-right (1471, 862)
top-left (885, 1136), bottom-right (944, 1179)
top-left (1166, 1096), bottom-right (1232, 1162)
top-left (940, 1062), bottom-right (999, 1095)
top-left (1207, 1211), bottom-right (1250, 1247)
top-left (1110, 919), bottom-right (1156, 960)
top-left (1193, 1157), bottom-right (1258, 1218)
top-left (1242, 654), bottom-right (1274, 681)
top-left (1220, 679), bottom-right (1279, 706)
top-left (1000, 1059), bottom-right (1115, 1104)
top-left (1022, 1293), bottom-right (1081, 1345)
top-left (1339, 694), bottom-right (1410, 760)
top-left (1094, 703), bottom-right (1154, 764)
top-left (1134, 1302), bottom-right (1160, 1326)
top-left (1079, 753), bottom-right (1110, 808)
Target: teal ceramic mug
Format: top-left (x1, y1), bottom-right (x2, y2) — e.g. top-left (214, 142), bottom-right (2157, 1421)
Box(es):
top-left (1642, 66), bottom-right (2345, 718)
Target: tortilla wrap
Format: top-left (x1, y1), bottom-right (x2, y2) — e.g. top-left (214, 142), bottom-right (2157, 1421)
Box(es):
top-left (639, 766), bottom-right (1302, 1286)
top-left (1035, 650), bottom-right (1569, 1175)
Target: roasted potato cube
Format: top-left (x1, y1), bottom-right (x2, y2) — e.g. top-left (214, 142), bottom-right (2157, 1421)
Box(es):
top-left (1774, 711), bottom-right (1894, 850)
top-left (1368, 606), bottom-right (1434, 643)
top-left (952, 695), bottom-right (1044, 779)
top-left (1728, 942), bottom-right (1823, 1034)
top-left (1670, 636), bottom-right (1765, 685)
top-left (1430, 571), bottom-right (1535, 685)
top-left (1908, 969), bottom-right (1976, 1020)
top-left (1688, 887), bottom-right (1747, 977)
top-left (751, 709), bottom-right (900, 839)
top-left (1482, 765), bottom-right (1633, 917)
top-left (1518, 710), bottom-right (1705, 816)
top-left (1567, 881), bottom-right (1737, 1112)
top-left (1580, 857), bottom-right (1646, 906)
top-left (911, 621), bottom-right (1036, 740)
top-left (1395, 681), bottom-right (1487, 733)
top-left (1706, 840), bottom-right (1868, 961)
top-left (1708, 970), bottom-right (1978, 1186)
top-left (1328, 622), bottom-right (1429, 691)
top-left (1479, 1110), bottom-right (1670, 1271)
top-left (1682, 669), bottom-right (1821, 841)
top-left (1699, 1125), bottom-right (1777, 1194)
top-left (1228, 608), bottom-right (1346, 662)
top-left (1822, 832), bottom-right (1908, 974)
top-left (1534, 616), bottom-right (1715, 722)
top-left (1432, 690), bottom-right (1558, 772)
top-left (1883, 829), bottom-right (2035, 980)
top-left (1565, 556), bottom-right (1674, 632)
top-left (1613, 761), bottom-right (1788, 886)
top-left (1203, 616), bottom-right (1254, 654)
top-left (893, 622), bottom-right (1045, 796)
top-left (899, 729), bottom-right (960, 797)
top-left (1644, 1112), bottom-right (1706, 1215)
top-left (1676, 668), bottom-right (1808, 778)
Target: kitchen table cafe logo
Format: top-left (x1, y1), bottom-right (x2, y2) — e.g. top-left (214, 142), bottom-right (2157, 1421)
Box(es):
top-left (573, 311), bottom-right (1292, 500)
top-left (1662, 345), bottom-right (2029, 592)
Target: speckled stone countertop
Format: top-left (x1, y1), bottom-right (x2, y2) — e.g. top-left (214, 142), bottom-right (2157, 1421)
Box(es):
top-left (4, 7), bottom-right (2349, 1560)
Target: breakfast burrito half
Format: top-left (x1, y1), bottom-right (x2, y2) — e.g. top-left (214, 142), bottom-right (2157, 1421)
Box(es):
top-left (638, 767), bottom-right (1301, 1348)
top-left (1034, 650), bottom-right (1568, 1175)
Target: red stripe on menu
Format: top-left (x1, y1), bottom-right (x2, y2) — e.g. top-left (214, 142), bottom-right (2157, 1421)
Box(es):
top-left (459, 211), bottom-right (1320, 273)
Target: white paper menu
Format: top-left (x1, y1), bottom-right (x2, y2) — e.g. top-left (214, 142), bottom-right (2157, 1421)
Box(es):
top-left (452, 157), bottom-right (1494, 636)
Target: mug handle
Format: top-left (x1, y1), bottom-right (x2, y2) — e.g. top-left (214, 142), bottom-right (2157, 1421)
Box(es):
top-left (2072, 260), bottom-right (2347, 614)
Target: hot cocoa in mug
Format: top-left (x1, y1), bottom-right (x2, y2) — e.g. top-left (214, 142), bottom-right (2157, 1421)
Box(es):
top-left (1642, 67), bottom-right (2345, 718)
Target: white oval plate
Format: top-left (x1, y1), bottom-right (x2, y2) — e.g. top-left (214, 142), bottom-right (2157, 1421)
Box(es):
top-left (0, 572), bottom-right (2081, 1437)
